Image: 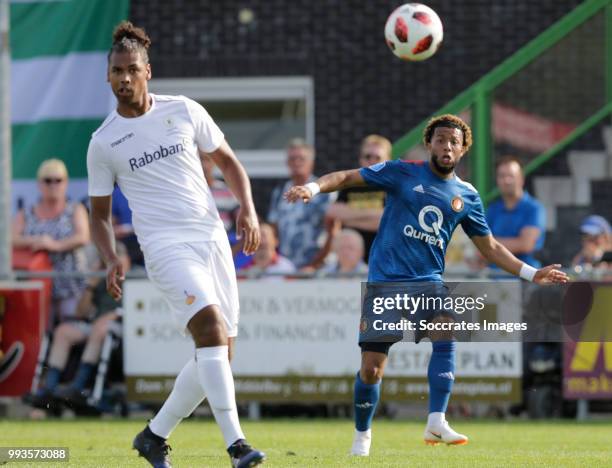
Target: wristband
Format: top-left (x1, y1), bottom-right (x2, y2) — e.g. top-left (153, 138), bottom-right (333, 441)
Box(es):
top-left (304, 182), bottom-right (321, 197)
top-left (519, 263), bottom-right (537, 282)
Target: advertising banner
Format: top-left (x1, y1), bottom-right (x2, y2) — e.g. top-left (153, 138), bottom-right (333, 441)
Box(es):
top-left (0, 282), bottom-right (46, 396)
top-left (563, 283), bottom-right (612, 400)
top-left (123, 280), bottom-right (521, 402)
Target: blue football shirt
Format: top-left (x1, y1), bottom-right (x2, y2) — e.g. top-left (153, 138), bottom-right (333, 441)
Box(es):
top-left (486, 192), bottom-right (545, 268)
top-left (360, 160), bottom-right (491, 282)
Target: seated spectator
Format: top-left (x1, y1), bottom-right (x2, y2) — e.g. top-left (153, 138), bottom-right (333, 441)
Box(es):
top-left (239, 223), bottom-right (295, 276)
top-left (11, 159), bottom-right (90, 327)
top-left (572, 215), bottom-right (612, 267)
top-left (326, 135), bottom-right (391, 262)
top-left (23, 243), bottom-right (130, 410)
top-left (267, 138), bottom-right (337, 270)
top-left (324, 229), bottom-right (368, 276)
top-left (486, 157), bottom-right (545, 268)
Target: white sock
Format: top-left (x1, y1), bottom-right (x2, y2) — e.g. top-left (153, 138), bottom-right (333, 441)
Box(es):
top-left (195, 346), bottom-right (245, 448)
top-left (427, 412), bottom-right (445, 427)
top-left (149, 358), bottom-right (206, 439)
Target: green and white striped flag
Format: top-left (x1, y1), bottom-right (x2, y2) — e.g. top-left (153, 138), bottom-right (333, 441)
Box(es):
top-left (10, 0), bottom-right (129, 207)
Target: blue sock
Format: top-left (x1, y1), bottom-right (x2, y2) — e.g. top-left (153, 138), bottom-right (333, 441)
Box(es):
top-left (428, 341), bottom-right (456, 413)
top-left (40, 367), bottom-right (62, 394)
top-left (353, 371), bottom-right (380, 432)
top-left (71, 363), bottom-right (96, 391)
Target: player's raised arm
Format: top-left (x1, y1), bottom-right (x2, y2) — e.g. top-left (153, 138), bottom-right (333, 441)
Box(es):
top-left (470, 234), bottom-right (569, 284)
top-left (203, 141), bottom-right (260, 255)
top-left (284, 168), bottom-right (367, 203)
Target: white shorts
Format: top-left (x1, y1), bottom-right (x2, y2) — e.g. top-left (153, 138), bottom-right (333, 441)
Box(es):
top-left (144, 240), bottom-right (240, 336)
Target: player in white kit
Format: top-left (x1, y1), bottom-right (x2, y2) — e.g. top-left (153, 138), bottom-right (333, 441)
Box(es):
top-left (87, 21), bottom-right (265, 468)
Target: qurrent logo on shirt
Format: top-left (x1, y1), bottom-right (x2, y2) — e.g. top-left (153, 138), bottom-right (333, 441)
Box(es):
top-left (403, 205), bottom-right (444, 249)
top-left (128, 141), bottom-right (185, 171)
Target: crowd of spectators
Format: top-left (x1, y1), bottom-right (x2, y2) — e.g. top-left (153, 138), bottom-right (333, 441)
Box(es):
top-left (10, 143), bottom-right (612, 417)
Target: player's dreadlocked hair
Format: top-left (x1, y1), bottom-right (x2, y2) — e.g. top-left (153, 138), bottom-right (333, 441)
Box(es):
top-left (108, 21), bottom-right (151, 63)
top-left (423, 114), bottom-right (473, 152)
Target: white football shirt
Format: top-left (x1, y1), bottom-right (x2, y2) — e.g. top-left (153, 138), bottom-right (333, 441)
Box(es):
top-left (87, 94), bottom-right (228, 252)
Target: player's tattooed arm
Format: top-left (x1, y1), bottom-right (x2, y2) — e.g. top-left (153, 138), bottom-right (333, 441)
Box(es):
top-left (284, 169), bottom-right (368, 203)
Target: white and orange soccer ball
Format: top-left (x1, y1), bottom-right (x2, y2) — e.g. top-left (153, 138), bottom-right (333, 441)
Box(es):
top-left (384, 3), bottom-right (443, 61)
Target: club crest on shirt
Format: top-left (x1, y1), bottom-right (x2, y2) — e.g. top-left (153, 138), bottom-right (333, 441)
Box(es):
top-left (164, 117), bottom-right (182, 136)
top-left (184, 290), bottom-right (196, 305)
top-left (451, 195), bottom-right (464, 212)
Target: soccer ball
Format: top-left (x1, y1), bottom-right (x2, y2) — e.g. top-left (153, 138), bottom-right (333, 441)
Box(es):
top-left (384, 3), bottom-right (443, 61)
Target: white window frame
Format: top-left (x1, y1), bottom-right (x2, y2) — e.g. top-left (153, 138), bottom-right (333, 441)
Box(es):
top-left (149, 77), bottom-right (315, 178)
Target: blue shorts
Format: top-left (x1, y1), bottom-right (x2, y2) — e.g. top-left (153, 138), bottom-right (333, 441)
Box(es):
top-left (359, 282), bottom-right (457, 353)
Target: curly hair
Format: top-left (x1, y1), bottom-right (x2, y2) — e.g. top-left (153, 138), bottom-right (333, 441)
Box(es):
top-left (423, 114), bottom-right (473, 152)
top-left (108, 21), bottom-right (151, 63)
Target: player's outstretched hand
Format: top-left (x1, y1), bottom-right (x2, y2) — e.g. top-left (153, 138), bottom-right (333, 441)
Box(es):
top-left (284, 185), bottom-right (313, 204)
top-left (236, 206), bottom-right (260, 255)
top-left (533, 264), bottom-right (570, 284)
top-left (106, 256), bottom-right (125, 301)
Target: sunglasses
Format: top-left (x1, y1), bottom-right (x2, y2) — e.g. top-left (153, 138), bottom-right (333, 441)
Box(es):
top-left (42, 177), bottom-right (64, 185)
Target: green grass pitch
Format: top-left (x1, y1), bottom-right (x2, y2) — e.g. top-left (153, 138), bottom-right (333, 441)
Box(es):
top-left (2, 419), bottom-right (612, 467)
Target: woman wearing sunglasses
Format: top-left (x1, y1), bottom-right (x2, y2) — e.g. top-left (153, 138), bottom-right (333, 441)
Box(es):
top-left (12, 158), bottom-right (90, 327)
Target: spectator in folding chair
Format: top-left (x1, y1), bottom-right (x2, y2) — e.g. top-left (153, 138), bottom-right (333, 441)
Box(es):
top-left (23, 242), bottom-right (131, 411)
top-left (12, 159), bottom-right (90, 328)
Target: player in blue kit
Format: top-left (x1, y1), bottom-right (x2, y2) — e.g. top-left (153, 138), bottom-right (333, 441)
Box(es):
top-left (284, 114), bottom-right (569, 456)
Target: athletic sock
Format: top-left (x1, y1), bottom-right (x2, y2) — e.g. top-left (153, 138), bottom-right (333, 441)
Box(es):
top-left (149, 358), bottom-right (206, 439)
top-left (428, 341), bottom-right (456, 414)
top-left (353, 371), bottom-right (381, 432)
top-left (427, 411), bottom-right (445, 427)
top-left (71, 363), bottom-right (96, 391)
top-left (195, 346), bottom-right (245, 448)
